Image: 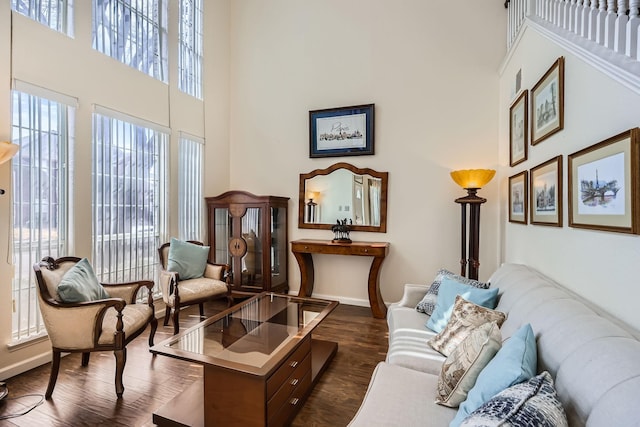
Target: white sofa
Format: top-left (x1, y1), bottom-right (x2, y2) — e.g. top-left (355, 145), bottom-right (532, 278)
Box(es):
top-left (348, 263), bottom-right (640, 426)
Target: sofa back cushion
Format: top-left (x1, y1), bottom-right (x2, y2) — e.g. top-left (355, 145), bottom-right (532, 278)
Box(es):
top-left (489, 264), bottom-right (640, 426)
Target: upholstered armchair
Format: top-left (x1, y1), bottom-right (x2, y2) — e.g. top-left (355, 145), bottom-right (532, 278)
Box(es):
top-left (33, 256), bottom-right (158, 399)
top-left (158, 239), bottom-right (232, 335)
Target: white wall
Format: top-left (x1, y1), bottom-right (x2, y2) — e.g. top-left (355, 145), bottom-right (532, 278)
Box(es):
top-left (0, 1), bottom-right (231, 379)
top-left (228, 0), bottom-right (506, 305)
top-left (498, 27), bottom-right (640, 330)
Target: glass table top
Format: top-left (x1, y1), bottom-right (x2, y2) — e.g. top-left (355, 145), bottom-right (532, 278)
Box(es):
top-left (154, 292), bottom-right (337, 372)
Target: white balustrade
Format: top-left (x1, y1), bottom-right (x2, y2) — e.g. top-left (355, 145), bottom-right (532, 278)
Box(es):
top-left (627, 0), bottom-right (639, 59)
top-left (614, 0), bottom-right (629, 53)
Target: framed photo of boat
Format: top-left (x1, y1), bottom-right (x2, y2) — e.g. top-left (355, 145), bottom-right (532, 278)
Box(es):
top-left (530, 156), bottom-right (562, 227)
top-left (309, 104), bottom-right (374, 158)
top-left (509, 170), bottom-right (528, 224)
top-left (568, 128), bottom-right (640, 234)
top-left (531, 57), bottom-right (564, 145)
top-left (509, 90), bottom-right (528, 166)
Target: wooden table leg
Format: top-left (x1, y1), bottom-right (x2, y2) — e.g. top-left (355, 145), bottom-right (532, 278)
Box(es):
top-left (294, 252), bottom-right (315, 297)
top-left (367, 256), bottom-right (387, 319)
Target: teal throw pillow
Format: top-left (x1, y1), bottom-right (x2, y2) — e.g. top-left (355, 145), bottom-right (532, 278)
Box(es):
top-left (426, 276), bottom-right (499, 333)
top-left (450, 323), bottom-right (538, 427)
top-left (167, 238), bottom-right (210, 280)
top-left (58, 258), bottom-right (110, 303)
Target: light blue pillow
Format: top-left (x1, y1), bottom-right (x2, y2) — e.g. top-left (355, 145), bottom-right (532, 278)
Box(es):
top-left (58, 258), bottom-right (110, 303)
top-left (426, 276), bottom-right (499, 333)
top-left (450, 323), bottom-right (538, 427)
top-left (167, 238), bottom-right (210, 280)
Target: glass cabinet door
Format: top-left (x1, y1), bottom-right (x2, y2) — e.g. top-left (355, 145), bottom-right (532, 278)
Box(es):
top-left (241, 207), bottom-right (262, 286)
top-left (271, 206), bottom-right (287, 288)
top-left (213, 207), bottom-right (231, 265)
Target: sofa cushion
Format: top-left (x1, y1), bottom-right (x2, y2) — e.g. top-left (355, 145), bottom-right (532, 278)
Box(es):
top-left (57, 258), bottom-right (110, 303)
top-left (426, 277), bottom-right (499, 333)
top-left (451, 323), bottom-right (537, 426)
top-left (435, 321), bottom-right (502, 408)
top-left (416, 269), bottom-right (489, 316)
top-left (459, 371), bottom-right (567, 427)
top-left (347, 362), bottom-right (456, 427)
top-left (429, 295), bottom-right (506, 356)
top-left (167, 238), bottom-right (210, 280)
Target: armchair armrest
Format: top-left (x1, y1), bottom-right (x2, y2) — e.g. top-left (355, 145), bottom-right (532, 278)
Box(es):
top-left (203, 262), bottom-right (229, 282)
top-left (395, 283), bottom-right (430, 308)
top-left (102, 280), bottom-right (154, 304)
top-left (39, 297), bottom-right (127, 349)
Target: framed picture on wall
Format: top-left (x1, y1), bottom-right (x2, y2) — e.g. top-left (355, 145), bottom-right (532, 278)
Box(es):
top-left (531, 57), bottom-right (564, 145)
top-left (568, 128), bottom-right (640, 234)
top-left (509, 90), bottom-right (528, 166)
top-left (509, 170), bottom-right (528, 224)
top-left (309, 104), bottom-right (375, 158)
top-left (530, 155), bottom-right (563, 226)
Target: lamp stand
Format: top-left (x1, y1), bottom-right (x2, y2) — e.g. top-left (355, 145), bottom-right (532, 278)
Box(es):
top-left (306, 199), bottom-right (317, 223)
top-left (455, 188), bottom-right (486, 280)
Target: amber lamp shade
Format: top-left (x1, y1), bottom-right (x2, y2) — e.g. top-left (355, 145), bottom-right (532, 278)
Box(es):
top-left (450, 169), bottom-right (496, 190)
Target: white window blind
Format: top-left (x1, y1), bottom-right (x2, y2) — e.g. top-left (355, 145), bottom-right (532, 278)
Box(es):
top-left (92, 108), bottom-right (167, 293)
top-left (178, 0), bottom-right (203, 99)
top-left (178, 133), bottom-right (204, 240)
top-left (92, 0), bottom-right (168, 82)
top-left (11, 0), bottom-right (74, 36)
top-left (11, 87), bottom-right (75, 343)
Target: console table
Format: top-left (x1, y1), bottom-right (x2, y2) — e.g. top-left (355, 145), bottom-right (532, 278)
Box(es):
top-left (290, 239), bottom-right (390, 319)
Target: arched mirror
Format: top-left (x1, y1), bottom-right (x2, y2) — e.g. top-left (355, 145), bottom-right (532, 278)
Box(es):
top-left (298, 162), bottom-right (388, 232)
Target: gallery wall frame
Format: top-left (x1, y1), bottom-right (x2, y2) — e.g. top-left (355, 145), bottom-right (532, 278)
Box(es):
top-left (309, 104), bottom-right (374, 158)
top-left (531, 57), bottom-right (564, 145)
top-left (530, 155), bottom-right (563, 227)
top-left (510, 90), bottom-right (528, 167)
top-left (509, 170), bottom-right (528, 224)
top-left (568, 128), bottom-right (640, 234)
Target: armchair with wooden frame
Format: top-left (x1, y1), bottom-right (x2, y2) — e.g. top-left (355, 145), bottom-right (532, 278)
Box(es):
top-left (33, 256), bottom-right (158, 399)
top-left (158, 240), bottom-right (233, 335)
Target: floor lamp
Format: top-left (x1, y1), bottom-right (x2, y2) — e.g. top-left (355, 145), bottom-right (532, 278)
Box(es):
top-left (450, 169), bottom-right (495, 280)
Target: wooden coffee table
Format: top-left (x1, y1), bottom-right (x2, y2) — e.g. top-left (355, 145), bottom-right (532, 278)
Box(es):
top-left (150, 292), bottom-right (339, 427)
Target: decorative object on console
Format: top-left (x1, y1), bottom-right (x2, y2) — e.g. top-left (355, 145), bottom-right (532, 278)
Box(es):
top-left (331, 218), bottom-right (352, 243)
top-left (0, 140), bottom-right (19, 194)
top-left (299, 162), bottom-right (388, 233)
top-left (309, 104), bottom-right (374, 158)
top-left (508, 170), bottom-right (528, 224)
top-left (568, 128), bottom-right (639, 234)
top-left (450, 168), bottom-right (496, 280)
top-left (530, 156), bottom-right (562, 227)
top-left (531, 56), bottom-right (564, 145)
top-left (509, 90), bottom-right (528, 166)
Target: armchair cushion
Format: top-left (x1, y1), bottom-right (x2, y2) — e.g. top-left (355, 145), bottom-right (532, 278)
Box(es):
top-left (165, 276), bottom-right (228, 306)
top-left (167, 238), bottom-right (210, 280)
top-left (98, 304), bottom-right (154, 345)
top-left (57, 258), bottom-right (110, 303)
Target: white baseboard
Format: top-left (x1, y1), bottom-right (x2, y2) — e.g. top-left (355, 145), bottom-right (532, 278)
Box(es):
top-left (0, 352), bottom-right (52, 381)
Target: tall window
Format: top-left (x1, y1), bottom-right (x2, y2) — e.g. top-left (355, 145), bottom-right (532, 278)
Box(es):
top-left (11, 0), bottom-right (74, 36)
top-left (11, 85), bottom-right (74, 342)
top-left (178, 0), bottom-right (203, 99)
top-left (92, 108), bottom-right (168, 288)
top-left (92, 0), bottom-right (168, 82)
top-left (178, 133), bottom-right (203, 240)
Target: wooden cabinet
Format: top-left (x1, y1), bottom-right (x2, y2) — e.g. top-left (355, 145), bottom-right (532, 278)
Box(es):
top-left (206, 191), bottom-right (290, 295)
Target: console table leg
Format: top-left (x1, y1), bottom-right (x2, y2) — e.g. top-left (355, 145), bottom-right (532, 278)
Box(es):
top-left (368, 256), bottom-right (387, 319)
top-left (294, 252), bottom-right (315, 297)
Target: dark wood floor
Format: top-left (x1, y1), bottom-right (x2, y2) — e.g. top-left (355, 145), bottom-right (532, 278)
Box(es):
top-left (0, 300), bottom-right (389, 427)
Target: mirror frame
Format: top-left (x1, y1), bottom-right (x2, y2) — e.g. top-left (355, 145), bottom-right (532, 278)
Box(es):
top-left (298, 162), bottom-right (388, 233)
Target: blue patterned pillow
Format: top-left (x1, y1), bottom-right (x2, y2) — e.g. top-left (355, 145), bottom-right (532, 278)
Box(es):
top-left (416, 269), bottom-right (490, 315)
top-left (459, 371), bottom-right (568, 427)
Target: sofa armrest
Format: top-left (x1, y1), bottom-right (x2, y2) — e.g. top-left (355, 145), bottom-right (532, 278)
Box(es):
top-left (395, 283), bottom-right (429, 308)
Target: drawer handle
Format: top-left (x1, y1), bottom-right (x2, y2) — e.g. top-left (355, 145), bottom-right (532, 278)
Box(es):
top-left (290, 378), bottom-right (299, 386)
top-left (290, 398), bottom-right (299, 406)
top-left (289, 361), bottom-right (298, 368)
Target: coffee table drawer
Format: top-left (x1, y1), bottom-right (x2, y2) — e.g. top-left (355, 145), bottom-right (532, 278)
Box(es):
top-left (267, 337), bottom-right (311, 398)
top-left (268, 371), bottom-right (312, 427)
top-left (267, 353), bottom-right (311, 416)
